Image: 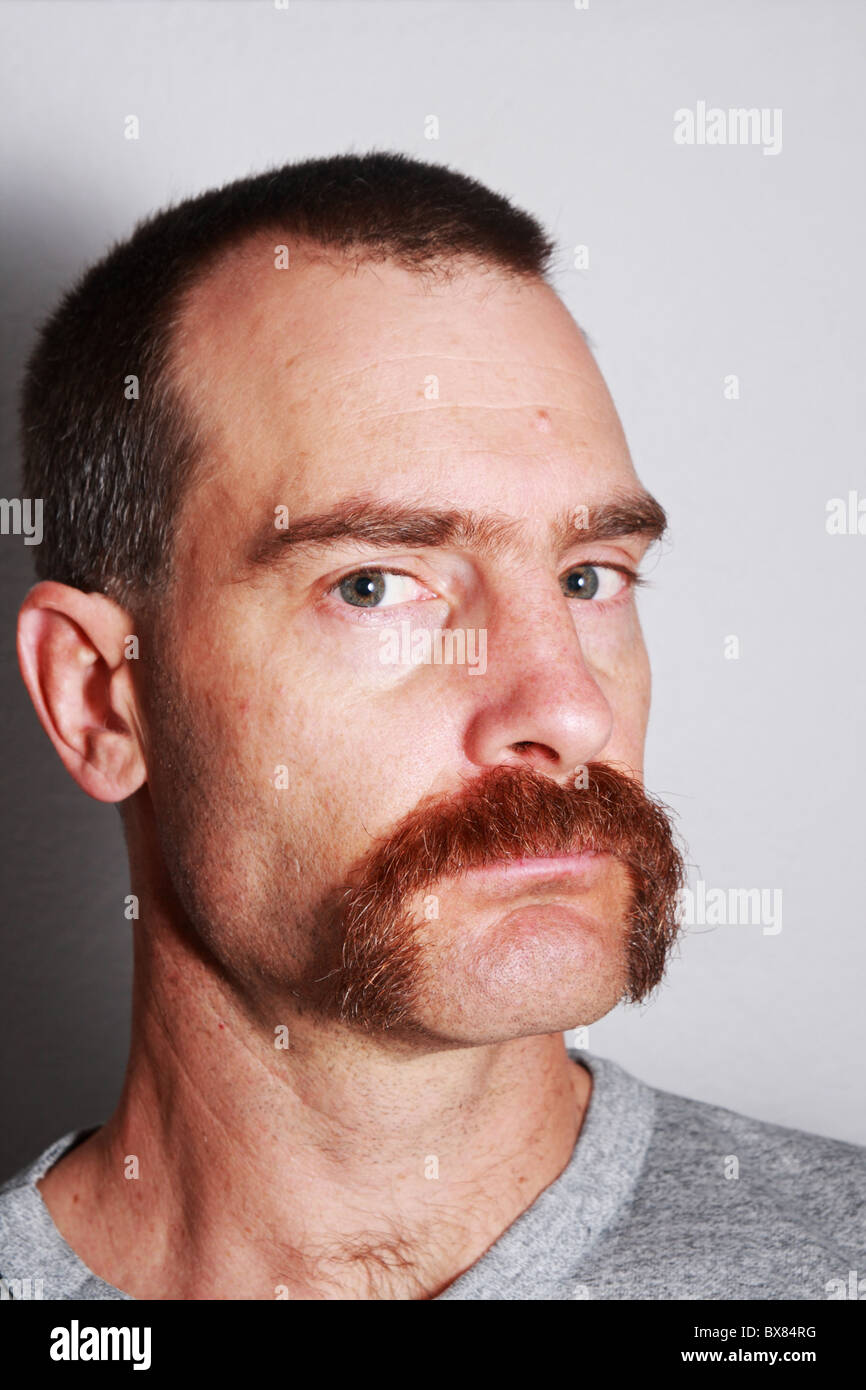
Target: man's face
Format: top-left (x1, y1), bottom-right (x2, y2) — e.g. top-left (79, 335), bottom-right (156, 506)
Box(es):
top-left (138, 244), bottom-right (677, 1047)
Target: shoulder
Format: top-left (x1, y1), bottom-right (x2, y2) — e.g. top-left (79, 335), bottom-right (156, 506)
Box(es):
top-left (650, 1078), bottom-right (866, 1220)
top-left (0, 1130), bottom-right (83, 1220)
top-left (576, 1052), bottom-right (866, 1298)
top-left (0, 1129), bottom-right (114, 1301)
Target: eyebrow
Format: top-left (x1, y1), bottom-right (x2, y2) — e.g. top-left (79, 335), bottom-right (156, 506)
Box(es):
top-left (245, 487), bottom-right (668, 572)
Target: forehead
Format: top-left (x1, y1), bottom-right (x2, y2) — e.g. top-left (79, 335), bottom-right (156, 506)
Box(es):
top-left (171, 237), bottom-right (638, 528)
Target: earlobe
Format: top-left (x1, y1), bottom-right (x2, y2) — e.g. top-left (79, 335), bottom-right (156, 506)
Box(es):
top-left (17, 582), bottom-right (148, 804)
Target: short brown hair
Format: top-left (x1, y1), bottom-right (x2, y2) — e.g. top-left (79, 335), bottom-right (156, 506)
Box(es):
top-left (19, 150), bottom-right (557, 611)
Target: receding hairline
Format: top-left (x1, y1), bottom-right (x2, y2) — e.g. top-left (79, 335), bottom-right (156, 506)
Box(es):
top-left (162, 232), bottom-right (573, 513)
top-left (169, 227), bottom-right (556, 360)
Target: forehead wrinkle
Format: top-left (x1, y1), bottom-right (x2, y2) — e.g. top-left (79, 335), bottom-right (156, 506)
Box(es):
top-left (343, 402), bottom-right (602, 424)
top-left (290, 354), bottom-right (603, 376)
top-left (167, 251), bottom-right (643, 580)
top-left (167, 251), bottom-right (614, 481)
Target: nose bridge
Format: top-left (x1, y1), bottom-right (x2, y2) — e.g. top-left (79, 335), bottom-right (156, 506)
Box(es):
top-left (462, 571), bottom-right (614, 774)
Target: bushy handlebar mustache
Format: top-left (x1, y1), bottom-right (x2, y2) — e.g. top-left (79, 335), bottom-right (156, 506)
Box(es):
top-left (323, 761), bottom-right (687, 1032)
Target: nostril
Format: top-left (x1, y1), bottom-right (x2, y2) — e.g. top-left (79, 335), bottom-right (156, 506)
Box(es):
top-left (510, 741), bottom-right (560, 765)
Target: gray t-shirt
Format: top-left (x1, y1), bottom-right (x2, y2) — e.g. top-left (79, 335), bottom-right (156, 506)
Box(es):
top-left (1, 1049), bottom-right (863, 1300)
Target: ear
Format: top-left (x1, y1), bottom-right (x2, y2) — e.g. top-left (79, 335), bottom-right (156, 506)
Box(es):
top-left (17, 582), bottom-right (147, 803)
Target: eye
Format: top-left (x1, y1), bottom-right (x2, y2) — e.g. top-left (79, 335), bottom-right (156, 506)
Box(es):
top-left (332, 568), bottom-right (430, 609)
top-left (560, 563), bottom-right (634, 602)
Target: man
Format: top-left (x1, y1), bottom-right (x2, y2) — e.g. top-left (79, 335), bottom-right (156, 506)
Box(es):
top-left (1, 152), bottom-right (862, 1300)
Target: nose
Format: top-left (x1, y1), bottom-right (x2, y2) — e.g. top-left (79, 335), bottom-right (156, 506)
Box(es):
top-left (462, 583), bottom-right (614, 781)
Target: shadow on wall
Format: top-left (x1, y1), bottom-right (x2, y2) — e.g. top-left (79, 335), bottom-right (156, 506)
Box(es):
top-left (0, 203), bottom-right (133, 1183)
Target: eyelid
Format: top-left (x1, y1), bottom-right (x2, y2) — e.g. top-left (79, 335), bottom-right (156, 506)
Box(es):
top-left (562, 560), bottom-right (646, 587)
top-left (322, 559), bottom-right (645, 611)
top-left (323, 565), bottom-right (442, 611)
top-left (326, 559), bottom-right (643, 584)
top-left (325, 564), bottom-right (434, 593)
top-left (558, 561), bottom-right (646, 610)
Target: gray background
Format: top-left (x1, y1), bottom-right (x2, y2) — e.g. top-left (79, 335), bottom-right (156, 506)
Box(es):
top-left (1, 0), bottom-right (864, 1182)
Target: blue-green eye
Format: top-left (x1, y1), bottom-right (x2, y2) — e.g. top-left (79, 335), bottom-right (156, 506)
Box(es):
top-left (560, 564), bottom-right (631, 601)
top-left (335, 569), bottom-right (426, 609)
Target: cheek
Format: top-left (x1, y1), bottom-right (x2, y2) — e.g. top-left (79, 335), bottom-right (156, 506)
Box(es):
top-left (228, 669), bottom-right (449, 856)
top-left (583, 613), bottom-right (651, 735)
top-left (628, 633), bottom-right (652, 724)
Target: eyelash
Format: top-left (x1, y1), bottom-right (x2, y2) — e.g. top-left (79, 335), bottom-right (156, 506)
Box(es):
top-left (326, 562), bottom-right (645, 608)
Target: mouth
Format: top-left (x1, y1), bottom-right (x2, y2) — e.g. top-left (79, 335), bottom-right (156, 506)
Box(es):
top-left (452, 851), bottom-right (608, 895)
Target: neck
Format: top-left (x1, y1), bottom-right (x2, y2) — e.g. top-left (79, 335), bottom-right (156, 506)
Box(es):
top-left (39, 903), bottom-right (590, 1300)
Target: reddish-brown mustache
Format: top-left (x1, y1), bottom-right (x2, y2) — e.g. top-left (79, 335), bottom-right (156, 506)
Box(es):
top-left (328, 761), bottom-right (687, 1032)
